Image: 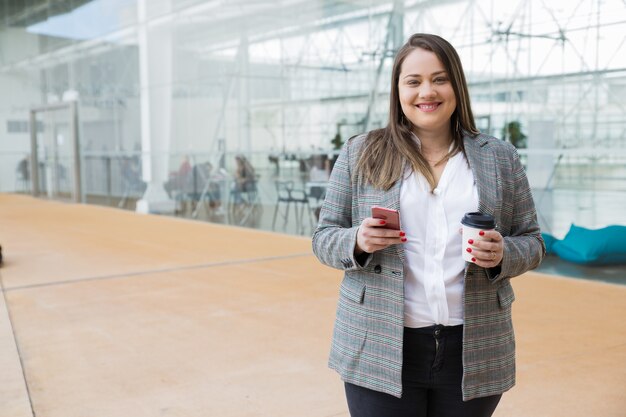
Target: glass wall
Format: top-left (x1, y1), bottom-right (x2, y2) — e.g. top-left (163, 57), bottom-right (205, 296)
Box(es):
top-left (1, 0), bottom-right (625, 237)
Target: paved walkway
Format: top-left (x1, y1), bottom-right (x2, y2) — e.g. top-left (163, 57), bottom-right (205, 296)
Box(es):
top-left (1, 194), bottom-right (624, 417)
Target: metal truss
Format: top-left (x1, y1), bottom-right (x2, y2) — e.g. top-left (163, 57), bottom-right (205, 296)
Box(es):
top-left (2, 0), bottom-right (625, 153)
top-left (200, 0), bottom-right (626, 152)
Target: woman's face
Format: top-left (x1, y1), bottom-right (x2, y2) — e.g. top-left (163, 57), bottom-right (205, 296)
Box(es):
top-left (398, 47), bottom-right (457, 137)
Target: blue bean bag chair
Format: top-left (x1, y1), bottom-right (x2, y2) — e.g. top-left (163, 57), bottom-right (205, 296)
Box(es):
top-left (541, 233), bottom-right (558, 255)
top-left (549, 224), bottom-right (626, 265)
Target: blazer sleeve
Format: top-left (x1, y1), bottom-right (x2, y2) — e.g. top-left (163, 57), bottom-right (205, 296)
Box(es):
top-left (312, 138), bottom-right (372, 272)
top-left (488, 148), bottom-right (546, 282)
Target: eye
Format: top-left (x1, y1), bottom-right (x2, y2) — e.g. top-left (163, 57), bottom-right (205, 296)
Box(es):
top-left (434, 77), bottom-right (448, 84)
top-left (407, 79), bottom-right (420, 86)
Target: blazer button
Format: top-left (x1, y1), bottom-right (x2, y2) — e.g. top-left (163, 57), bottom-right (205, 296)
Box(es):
top-left (374, 265), bottom-right (382, 274)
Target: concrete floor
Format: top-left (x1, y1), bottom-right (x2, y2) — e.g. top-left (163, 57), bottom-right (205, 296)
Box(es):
top-left (1, 193), bottom-right (625, 417)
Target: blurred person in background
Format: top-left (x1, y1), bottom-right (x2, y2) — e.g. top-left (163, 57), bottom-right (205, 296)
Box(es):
top-left (178, 155), bottom-right (192, 178)
top-left (232, 155), bottom-right (256, 205)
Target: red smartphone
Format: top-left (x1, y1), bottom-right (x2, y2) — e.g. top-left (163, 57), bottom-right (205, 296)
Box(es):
top-left (371, 206), bottom-right (401, 230)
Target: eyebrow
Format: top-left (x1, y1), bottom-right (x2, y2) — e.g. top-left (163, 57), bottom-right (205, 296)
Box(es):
top-left (403, 70), bottom-right (447, 79)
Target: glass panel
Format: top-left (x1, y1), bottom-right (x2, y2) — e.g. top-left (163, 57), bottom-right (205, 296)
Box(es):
top-left (34, 106), bottom-right (74, 201)
top-left (0, 0), bottom-right (624, 238)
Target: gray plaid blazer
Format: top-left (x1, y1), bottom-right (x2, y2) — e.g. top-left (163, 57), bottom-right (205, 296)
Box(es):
top-left (312, 132), bottom-right (545, 401)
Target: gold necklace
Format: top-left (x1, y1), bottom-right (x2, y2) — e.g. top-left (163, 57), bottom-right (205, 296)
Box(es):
top-left (424, 151), bottom-right (449, 166)
top-left (421, 137), bottom-right (455, 166)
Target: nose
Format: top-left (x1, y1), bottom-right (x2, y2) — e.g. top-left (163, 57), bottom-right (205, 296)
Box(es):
top-left (419, 82), bottom-right (436, 99)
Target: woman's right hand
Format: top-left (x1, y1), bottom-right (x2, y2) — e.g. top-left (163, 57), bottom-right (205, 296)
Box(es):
top-left (355, 218), bottom-right (407, 255)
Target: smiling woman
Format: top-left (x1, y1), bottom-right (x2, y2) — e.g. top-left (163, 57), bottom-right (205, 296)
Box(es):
top-left (312, 33), bottom-right (545, 417)
top-left (398, 49), bottom-right (457, 140)
top-left (355, 34), bottom-right (479, 193)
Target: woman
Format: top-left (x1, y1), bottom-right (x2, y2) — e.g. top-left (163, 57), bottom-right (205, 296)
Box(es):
top-left (232, 155), bottom-right (256, 204)
top-left (312, 33), bottom-right (545, 417)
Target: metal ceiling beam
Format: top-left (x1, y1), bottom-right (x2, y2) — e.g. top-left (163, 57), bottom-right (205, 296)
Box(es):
top-left (468, 68), bottom-right (626, 87)
top-left (2, 0), bottom-right (92, 27)
top-left (192, 0), bottom-right (465, 55)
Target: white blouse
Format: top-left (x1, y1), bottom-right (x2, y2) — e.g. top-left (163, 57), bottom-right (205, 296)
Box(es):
top-left (400, 149), bottom-right (479, 328)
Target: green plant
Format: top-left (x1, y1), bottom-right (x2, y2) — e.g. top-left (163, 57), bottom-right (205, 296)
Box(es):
top-left (331, 131), bottom-right (344, 150)
top-left (502, 121), bottom-right (527, 149)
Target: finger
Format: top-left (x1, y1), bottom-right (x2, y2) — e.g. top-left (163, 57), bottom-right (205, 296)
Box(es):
top-left (360, 224), bottom-right (405, 238)
top-left (479, 230), bottom-right (503, 241)
top-left (470, 248), bottom-right (502, 267)
top-left (365, 236), bottom-right (405, 246)
top-left (366, 217), bottom-right (392, 227)
top-left (358, 232), bottom-right (406, 251)
top-left (366, 217), bottom-right (405, 235)
top-left (360, 238), bottom-right (404, 253)
top-left (472, 258), bottom-right (498, 268)
top-left (469, 240), bottom-right (501, 252)
top-left (466, 237), bottom-right (496, 255)
top-left (362, 219), bottom-right (405, 236)
top-left (368, 229), bottom-right (406, 239)
top-left (371, 242), bottom-right (397, 250)
top-left (471, 248), bottom-right (495, 261)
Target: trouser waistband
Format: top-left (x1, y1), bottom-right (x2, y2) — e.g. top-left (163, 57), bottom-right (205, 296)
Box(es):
top-left (404, 324), bottom-right (463, 336)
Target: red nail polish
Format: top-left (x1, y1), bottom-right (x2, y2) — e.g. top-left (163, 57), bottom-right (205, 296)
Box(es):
top-left (380, 220), bottom-right (386, 225)
top-left (400, 232), bottom-right (406, 237)
top-left (479, 231), bottom-right (485, 236)
top-left (471, 257), bottom-right (476, 262)
top-left (401, 237), bottom-right (407, 242)
top-left (468, 239), bottom-right (474, 244)
top-left (466, 248), bottom-right (472, 253)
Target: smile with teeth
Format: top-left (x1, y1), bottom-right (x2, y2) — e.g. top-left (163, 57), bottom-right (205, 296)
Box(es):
top-left (416, 102), bottom-right (440, 112)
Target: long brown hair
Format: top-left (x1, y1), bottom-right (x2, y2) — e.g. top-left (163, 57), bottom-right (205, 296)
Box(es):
top-left (356, 33), bottom-right (479, 191)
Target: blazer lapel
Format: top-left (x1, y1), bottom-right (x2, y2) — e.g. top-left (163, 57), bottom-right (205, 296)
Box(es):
top-left (386, 168), bottom-right (406, 264)
top-left (464, 133), bottom-right (502, 225)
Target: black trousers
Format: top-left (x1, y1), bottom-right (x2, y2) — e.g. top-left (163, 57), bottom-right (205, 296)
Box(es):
top-left (345, 325), bottom-right (502, 417)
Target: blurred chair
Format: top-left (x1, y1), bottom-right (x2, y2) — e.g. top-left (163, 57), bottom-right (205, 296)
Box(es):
top-left (190, 163), bottom-right (225, 221)
top-left (118, 156), bottom-right (145, 208)
top-left (272, 180), bottom-right (313, 235)
top-left (306, 181), bottom-right (327, 222)
top-left (228, 174), bottom-right (261, 226)
top-left (167, 161), bottom-right (220, 219)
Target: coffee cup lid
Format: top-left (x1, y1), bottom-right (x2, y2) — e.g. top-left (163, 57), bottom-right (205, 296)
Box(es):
top-left (461, 212), bottom-right (496, 229)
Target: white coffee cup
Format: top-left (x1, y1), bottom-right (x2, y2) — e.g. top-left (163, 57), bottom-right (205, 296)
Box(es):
top-left (461, 212), bottom-right (496, 263)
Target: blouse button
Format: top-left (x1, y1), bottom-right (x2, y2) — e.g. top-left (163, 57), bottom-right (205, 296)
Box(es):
top-left (374, 265), bottom-right (382, 274)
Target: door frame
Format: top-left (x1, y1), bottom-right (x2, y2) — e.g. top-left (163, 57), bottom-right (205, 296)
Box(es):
top-left (29, 101), bottom-right (82, 203)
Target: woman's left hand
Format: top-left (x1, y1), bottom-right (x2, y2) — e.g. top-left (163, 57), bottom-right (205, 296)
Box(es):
top-left (468, 230), bottom-right (504, 268)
